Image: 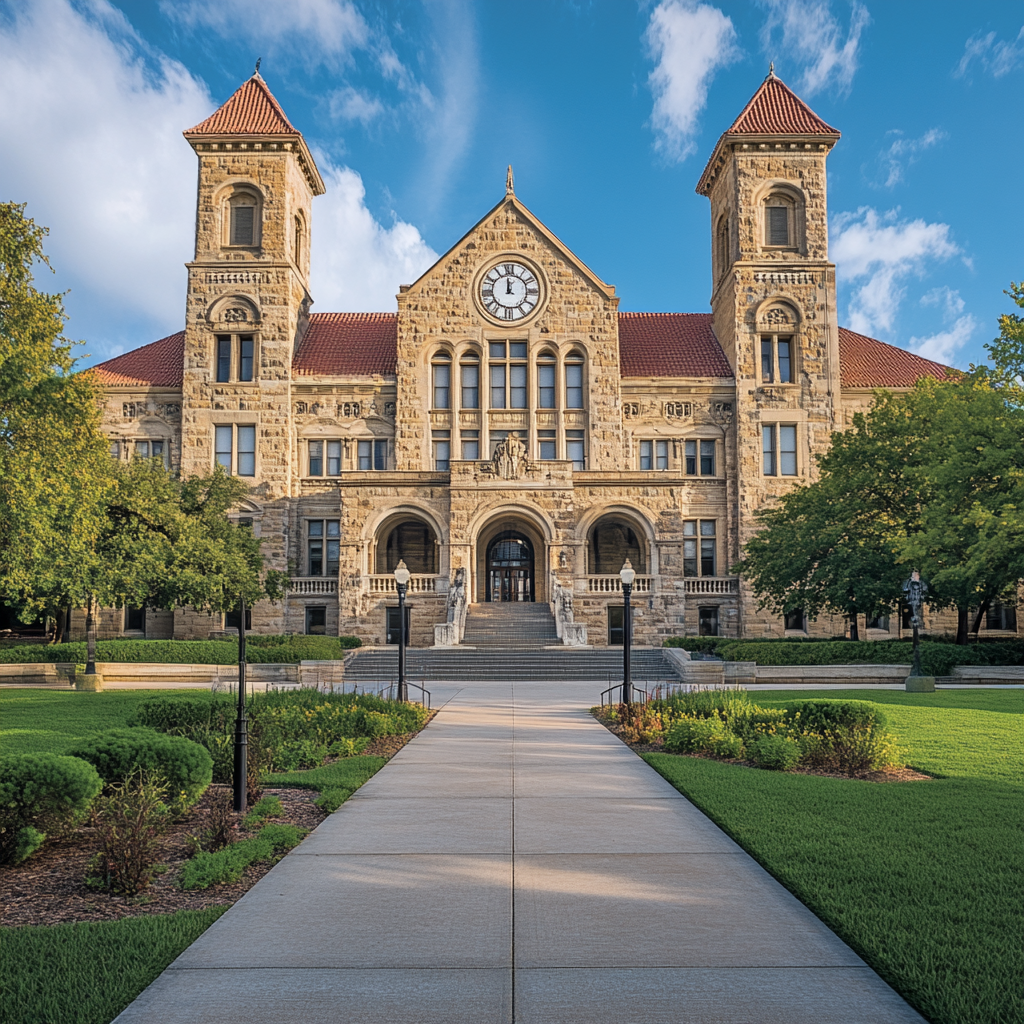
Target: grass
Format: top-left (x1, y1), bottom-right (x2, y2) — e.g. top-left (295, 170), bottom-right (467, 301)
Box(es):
top-left (0, 907), bottom-right (228, 1024)
top-left (644, 689), bottom-right (1024, 1024)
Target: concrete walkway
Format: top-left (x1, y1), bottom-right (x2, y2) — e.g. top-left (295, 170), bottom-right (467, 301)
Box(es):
top-left (115, 681), bottom-right (926, 1023)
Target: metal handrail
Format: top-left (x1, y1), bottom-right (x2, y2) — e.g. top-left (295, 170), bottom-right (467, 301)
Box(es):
top-left (600, 681), bottom-right (649, 706)
top-left (375, 679), bottom-right (432, 709)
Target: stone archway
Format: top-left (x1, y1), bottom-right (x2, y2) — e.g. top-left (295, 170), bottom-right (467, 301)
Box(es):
top-left (587, 514), bottom-right (648, 575)
top-left (473, 512), bottom-right (549, 604)
top-left (374, 514), bottom-right (439, 574)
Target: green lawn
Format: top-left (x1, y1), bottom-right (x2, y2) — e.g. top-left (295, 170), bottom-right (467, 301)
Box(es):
top-left (645, 689), bottom-right (1024, 1024)
top-left (0, 690), bottom-right (390, 1024)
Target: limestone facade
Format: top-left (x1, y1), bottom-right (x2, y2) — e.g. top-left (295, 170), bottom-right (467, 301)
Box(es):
top-left (89, 72), bottom-right (1016, 647)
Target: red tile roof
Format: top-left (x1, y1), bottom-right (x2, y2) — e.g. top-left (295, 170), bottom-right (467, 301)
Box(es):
top-left (839, 328), bottom-right (952, 388)
top-left (293, 313), bottom-right (399, 377)
top-left (618, 313), bottom-right (733, 378)
top-left (726, 74), bottom-right (839, 137)
top-left (90, 331), bottom-right (184, 387)
top-left (184, 74), bottom-right (297, 137)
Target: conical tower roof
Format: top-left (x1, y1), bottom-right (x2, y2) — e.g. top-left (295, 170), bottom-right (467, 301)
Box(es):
top-left (696, 70), bottom-right (840, 195)
top-left (184, 73), bottom-right (296, 136)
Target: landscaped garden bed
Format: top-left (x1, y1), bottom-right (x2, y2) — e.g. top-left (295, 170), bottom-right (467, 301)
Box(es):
top-left (0, 687), bottom-right (432, 1024)
top-left (600, 688), bottom-right (1023, 1024)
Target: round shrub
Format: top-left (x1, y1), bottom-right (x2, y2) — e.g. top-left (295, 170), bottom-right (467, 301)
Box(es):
top-left (749, 734), bottom-right (802, 771)
top-left (664, 716), bottom-right (726, 754)
top-left (68, 728), bottom-right (212, 811)
top-left (0, 753), bottom-right (103, 864)
top-left (710, 734), bottom-right (745, 759)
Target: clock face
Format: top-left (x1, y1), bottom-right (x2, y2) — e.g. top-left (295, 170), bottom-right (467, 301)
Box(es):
top-left (480, 262), bottom-right (540, 322)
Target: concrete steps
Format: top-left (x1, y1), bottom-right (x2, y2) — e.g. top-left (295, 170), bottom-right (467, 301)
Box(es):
top-left (342, 646), bottom-right (681, 684)
top-left (461, 603), bottom-right (560, 648)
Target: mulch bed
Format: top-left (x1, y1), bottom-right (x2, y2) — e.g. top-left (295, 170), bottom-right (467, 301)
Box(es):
top-left (592, 709), bottom-right (932, 783)
top-left (0, 725), bottom-right (432, 930)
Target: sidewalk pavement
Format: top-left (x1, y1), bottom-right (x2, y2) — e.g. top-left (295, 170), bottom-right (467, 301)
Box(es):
top-left (114, 681), bottom-right (927, 1023)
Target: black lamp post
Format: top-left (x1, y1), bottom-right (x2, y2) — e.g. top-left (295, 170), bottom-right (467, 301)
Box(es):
top-left (620, 559), bottom-right (635, 704)
top-left (233, 595), bottom-right (248, 813)
top-left (394, 560), bottom-right (411, 702)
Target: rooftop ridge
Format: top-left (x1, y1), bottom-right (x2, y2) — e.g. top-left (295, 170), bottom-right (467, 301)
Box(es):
top-left (184, 73), bottom-right (297, 137)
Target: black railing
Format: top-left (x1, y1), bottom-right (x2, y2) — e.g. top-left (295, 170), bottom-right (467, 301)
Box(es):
top-left (376, 679), bottom-right (432, 709)
top-left (600, 681), bottom-right (649, 706)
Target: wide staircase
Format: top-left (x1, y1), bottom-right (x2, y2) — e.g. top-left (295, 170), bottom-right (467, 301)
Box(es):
top-left (341, 601), bottom-right (683, 687)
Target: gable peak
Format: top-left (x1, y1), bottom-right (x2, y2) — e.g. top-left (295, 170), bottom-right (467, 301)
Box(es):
top-left (184, 73), bottom-right (297, 137)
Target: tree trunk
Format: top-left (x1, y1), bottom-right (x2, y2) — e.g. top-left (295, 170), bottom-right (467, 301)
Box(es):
top-left (54, 606), bottom-right (70, 645)
top-left (970, 599), bottom-right (990, 637)
top-left (848, 612), bottom-right (859, 641)
top-left (956, 605), bottom-right (970, 645)
top-left (85, 596), bottom-right (97, 673)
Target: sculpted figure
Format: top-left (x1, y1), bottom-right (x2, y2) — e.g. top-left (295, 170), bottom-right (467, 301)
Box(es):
top-left (902, 570), bottom-right (928, 628)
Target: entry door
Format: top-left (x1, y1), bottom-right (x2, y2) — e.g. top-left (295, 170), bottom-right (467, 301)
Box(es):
top-left (489, 568), bottom-right (532, 603)
top-left (385, 607), bottom-right (410, 645)
top-left (486, 534), bottom-right (534, 602)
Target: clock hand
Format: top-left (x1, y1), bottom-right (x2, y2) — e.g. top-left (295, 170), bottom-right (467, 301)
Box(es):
top-left (506, 278), bottom-right (513, 295)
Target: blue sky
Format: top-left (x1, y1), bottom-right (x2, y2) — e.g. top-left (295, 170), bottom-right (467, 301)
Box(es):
top-left (0, 0), bottom-right (1020, 370)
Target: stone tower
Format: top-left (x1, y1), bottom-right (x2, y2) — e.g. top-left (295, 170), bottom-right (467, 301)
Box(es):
top-left (179, 73), bottom-right (325, 627)
top-left (697, 70), bottom-right (842, 635)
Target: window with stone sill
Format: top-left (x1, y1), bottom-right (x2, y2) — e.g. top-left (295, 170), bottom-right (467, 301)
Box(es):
top-left (763, 424), bottom-right (797, 477)
top-left (432, 430), bottom-right (451, 471)
top-left (432, 352), bottom-right (451, 410)
top-left (785, 608), bottom-right (807, 632)
top-left (566, 430), bottom-right (586, 470)
top-left (538, 430), bottom-right (556, 460)
top-left (639, 439), bottom-right (668, 471)
top-left (227, 193), bottom-right (260, 247)
top-left (489, 341), bottom-right (528, 410)
top-left (683, 520), bottom-right (716, 577)
top-left (684, 439), bottom-right (716, 476)
top-left (763, 195), bottom-right (798, 249)
top-left (308, 439), bottom-right (342, 477)
top-left (214, 424), bottom-right (256, 477)
top-left (461, 429), bottom-right (480, 461)
top-left (760, 332), bottom-right (794, 384)
top-left (537, 352), bottom-right (557, 409)
top-left (133, 439), bottom-right (168, 466)
top-left (215, 333), bottom-right (256, 383)
top-left (357, 439), bottom-right (388, 471)
top-left (460, 356), bottom-right (480, 409)
top-left (565, 353), bottom-right (584, 409)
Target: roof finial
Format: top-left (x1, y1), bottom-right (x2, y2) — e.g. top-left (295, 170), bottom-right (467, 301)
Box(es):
top-left (254, 57), bottom-right (262, 76)
top-left (768, 61), bottom-right (775, 78)
top-left (506, 164), bottom-right (514, 195)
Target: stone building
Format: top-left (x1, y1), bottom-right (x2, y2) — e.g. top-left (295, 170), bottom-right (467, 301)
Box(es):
top-left (87, 69), bottom-right (1016, 646)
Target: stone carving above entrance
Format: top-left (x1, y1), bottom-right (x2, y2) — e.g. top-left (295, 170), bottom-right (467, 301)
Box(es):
top-left (490, 434), bottom-right (529, 480)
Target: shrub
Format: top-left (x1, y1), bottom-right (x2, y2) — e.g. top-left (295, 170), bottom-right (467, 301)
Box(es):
top-left (616, 702), bottom-right (663, 744)
top-left (782, 700), bottom-right (887, 733)
top-left (186, 789), bottom-right (238, 854)
top-left (749, 734), bottom-right (801, 771)
top-left (68, 729), bottom-right (213, 811)
top-left (0, 754), bottom-right (103, 864)
top-left (663, 716), bottom-right (727, 754)
top-left (800, 724), bottom-right (903, 776)
top-left (663, 636), bottom-right (727, 655)
top-left (86, 772), bottom-right (172, 895)
top-left (179, 823), bottom-right (304, 890)
top-left (709, 733), bottom-right (745, 759)
top-left (652, 689), bottom-right (751, 721)
top-left (129, 695), bottom-right (233, 735)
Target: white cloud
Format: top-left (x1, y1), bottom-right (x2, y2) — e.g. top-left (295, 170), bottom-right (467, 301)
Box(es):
top-left (921, 286), bottom-right (965, 319)
top-left (955, 25), bottom-right (1024, 78)
top-left (310, 164), bottom-right (437, 312)
top-left (0, 0), bottom-right (212, 338)
top-left (161, 0), bottom-right (370, 63)
top-left (831, 208), bottom-right (960, 335)
top-left (909, 316), bottom-right (977, 365)
top-left (328, 86), bottom-right (386, 125)
top-left (878, 128), bottom-right (946, 188)
top-left (645, 0), bottom-right (740, 162)
top-left (759, 0), bottom-right (870, 95)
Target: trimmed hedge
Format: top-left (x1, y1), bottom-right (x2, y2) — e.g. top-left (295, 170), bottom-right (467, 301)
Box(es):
top-left (663, 637), bottom-right (1024, 676)
top-left (0, 634), bottom-right (361, 666)
top-left (0, 754), bottom-right (103, 864)
top-left (67, 729), bottom-right (212, 810)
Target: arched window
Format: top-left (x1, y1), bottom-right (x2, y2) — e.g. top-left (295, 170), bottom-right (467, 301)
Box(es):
top-left (716, 214), bottom-right (730, 278)
top-left (762, 190), bottom-right (800, 249)
top-left (537, 350), bottom-right (556, 408)
top-left (294, 215), bottom-right (305, 270)
top-left (460, 352), bottom-right (480, 409)
top-left (588, 516), bottom-right (646, 574)
top-left (228, 192), bottom-right (259, 246)
top-left (376, 518), bottom-right (438, 574)
top-left (431, 352), bottom-right (451, 409)
top-left (564, 351), bottom-right (584, 409)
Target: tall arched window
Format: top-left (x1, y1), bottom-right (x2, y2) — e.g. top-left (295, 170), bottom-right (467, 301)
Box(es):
top-left (294, 215), bottom-right (305, 270)
top-left (716, 214), bottom-right (730, 278)
top-left (762, 190), bottom-right (801, 250)
top-left (431, 352), bottom-right (451, 409)
top-left (228, 193), bottom-right (259, 246)
top-left (460, 352), bottom-right (480, 409)
top-left (564, 351), bottom-right (584, 409)
top-left (537, 350), bottom-right (556, 408)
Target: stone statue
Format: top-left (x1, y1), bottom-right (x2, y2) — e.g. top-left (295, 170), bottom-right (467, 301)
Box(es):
top-left (559, 586), bottom-right (574, 623)
top-left (447, 567), bottom-right (466, 619)
top-left (902, 570), bottom-right (928, 629)
top-left (492, 434), bottom-right (528, 480)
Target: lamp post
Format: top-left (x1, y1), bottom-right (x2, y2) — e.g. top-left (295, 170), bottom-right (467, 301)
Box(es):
top-left (393, 560), bottom-right (411, 702)
top-left (620, 559), bottom-right (635, 704)
top-left (233, 595), bottom-right (248, 813)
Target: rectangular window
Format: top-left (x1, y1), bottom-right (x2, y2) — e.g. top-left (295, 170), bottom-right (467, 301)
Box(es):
top-left (308, 440), bottom-right (323, 476)
top-left (461, 430), bottom-right (479, 461)
top-left (134, 441), bottom-right (150, 459)
top-left (327, 440), bottom-right (341, 476)
top-left (236, 426), bottom-right (256, 477)
top-left (763, 425), bottom-right (777, 475)
top-left (698, 606), bottom-right (720, 636)
top-left (151, 440), bottom-right (164, 462)
top-left (231, 205), bottom-right (255, 245)
top-left (761, 338), bottom-right (774, 382)
top-left (639, 440), bottom-right (668, 471)
top-left (305, 606), bottom-right (327, 636)
top-left (767, 206), bottom-right (789, 246)
top-left (987, 601), bottom-right (1018, 631)
top-left (215, 425), bottom-right (233, 471)
top-left (509, 342), bottom-right (527, 360)
top-left (685, 440), bottom-right (697, 475)
top-left (358, 439), bottom-right (387, 470)
top-left (565, 362), bottom-right (583, 409)
top-left (607, 605), bottom-right (625, 646)
top-left (700, 519), bottom-right (716, 577)
top-left (778, 338), bottom-right (792, 383)
top-left (566, 430), bottom-right (585, 470)
top-left (779, 425), bottom-right (797, 476)
top-left (509, 363), bottom-right (527, 408)
top-left (308, 520), bottom-right (323, 576)
top-left (307, 520), bottom-right (340, 576)
top-left (700, 440), bottom-right (715, 476)
top-left (433, 431), bottom-right (451, 471)
top-left (489, 342), bottom-right (505, 359)
top-left (490, 364), bottom-right (506, 409)
top-left (216, 336), bottom-right (231, 382)
top-left (538, 362), bottom-right (555, 408)
top-left (225, 606), bottom-right (252, 630)
top-left (239, 336), bottom-right (254, 381)
top-left (785, 608), bottom-right (806, 632)
top-left (639, 440), bottom-right (653, 471)
top-left (433, 362), bottom-right (450, 409)
top-left (866, 613), bottom-right (890, 631)
top-left (538, 430), bottom-right (556, 460)
top-left (461, 363), bottom-right (479, 408)
top-left (109, 441), bottom-right (120, 459)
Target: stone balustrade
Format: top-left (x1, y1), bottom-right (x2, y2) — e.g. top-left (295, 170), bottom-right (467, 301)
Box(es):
top-left (586, 575), bottom-right (653, 594)
top-left (366, 574), bottom-right (438, 594)
top-left (682, 577), bottom-right (739, 594)
top-left (288, 577), bottom-right (338, 595)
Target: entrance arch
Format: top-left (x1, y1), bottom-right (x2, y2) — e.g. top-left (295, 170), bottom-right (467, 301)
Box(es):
top-left (374, 514), bottom-right (439, 574)
top-left (473, 509), bottom-right (550, 603)
top-left (485, 531), bottom-right (535, 602)
top-left (587, 514), bottom-right (648, 574)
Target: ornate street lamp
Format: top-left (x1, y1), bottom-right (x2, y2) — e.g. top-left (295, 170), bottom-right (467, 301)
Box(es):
top-left (393, 560), bottom-right (411, 701)
top-left (233, 595), bottom-right (248, 813)
top-left (619, 559), bottom-right (635, 704)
